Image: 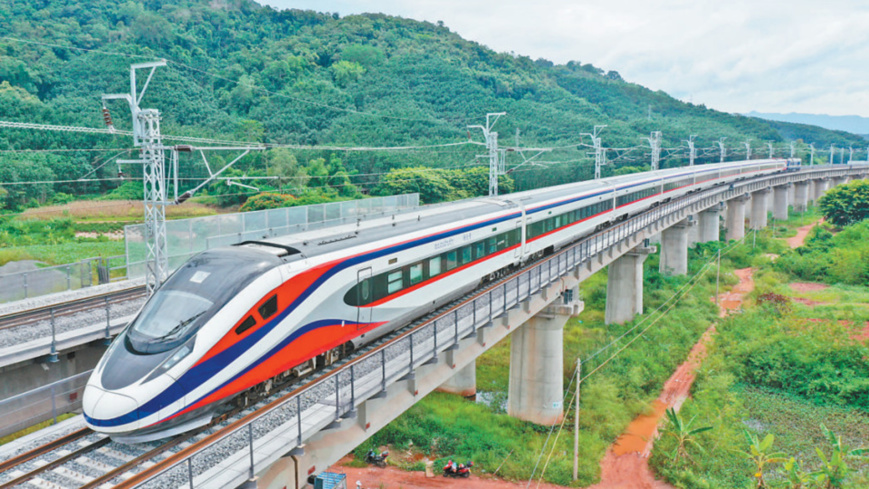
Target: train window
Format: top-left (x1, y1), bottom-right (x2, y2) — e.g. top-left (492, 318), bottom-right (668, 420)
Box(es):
top-left (258, 295), bottom-right (278, 320)
top-left (446, 250), bottom-right (457, 270)
top-left (554, 216), bottom-right (562, 228)
top-left (235, 315), bottom-right (256, 335)
top-left (460, 246), bottom-right (472, 265)
top-left (359, 279), bottom-right (371, 303)
top-left (429, 256), bottom-right (442, 277)
top-left (488, 237), bottom-right (497, 254)
top-left (409, 263), bottom-right (423, 285)
top-left (475, 242), bottom-right (486, 260)
top-left (387, 271), bottom-right (403, 294)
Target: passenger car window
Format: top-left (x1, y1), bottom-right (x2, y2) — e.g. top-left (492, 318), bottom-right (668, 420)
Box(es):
top-left (409, 263), bottom-right (423, 285)
top-left (429, 256), bottom-right (442, 276)
top-left (387, 271), bottom-right (403, 294)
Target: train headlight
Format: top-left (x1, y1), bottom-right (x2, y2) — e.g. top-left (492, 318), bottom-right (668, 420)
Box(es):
top-left (145, 339), bottom-right (194, 382)
top-left (162, 344), bottom-right (192, 371)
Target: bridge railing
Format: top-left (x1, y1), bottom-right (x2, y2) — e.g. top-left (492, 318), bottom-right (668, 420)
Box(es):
top-left (129, 164), bottom-right (866, 488)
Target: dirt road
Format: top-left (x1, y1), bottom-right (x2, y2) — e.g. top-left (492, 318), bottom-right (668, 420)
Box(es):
top-left (586, 268), bottom-right (755, 489)
top-left (787, 219), bottom-right (823, 249)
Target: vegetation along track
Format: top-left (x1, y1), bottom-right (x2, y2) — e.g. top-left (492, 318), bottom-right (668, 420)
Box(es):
top-left (0, 286), bottom-right (147, 331)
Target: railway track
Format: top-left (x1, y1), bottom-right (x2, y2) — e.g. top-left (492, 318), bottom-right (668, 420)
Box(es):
top-left (0, 286), bottom-right (146, 331)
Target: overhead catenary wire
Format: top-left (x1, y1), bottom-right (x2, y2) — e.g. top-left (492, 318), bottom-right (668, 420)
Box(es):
top-left (529, 235), bottom-right (749, 485)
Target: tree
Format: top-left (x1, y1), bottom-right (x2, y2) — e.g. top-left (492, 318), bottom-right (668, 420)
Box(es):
top-left (372, 167), bottom-right (456, 204)
top-left (819, 180), bottom-right (869, 226)
top-left (239, 193), bottom-right (297, 212)
top-left (660, 408), bottom-right (712, 463)
top-left (331, 60), bottom-right (365, 87)
top-left (739, 431), bottom-right (788, 488)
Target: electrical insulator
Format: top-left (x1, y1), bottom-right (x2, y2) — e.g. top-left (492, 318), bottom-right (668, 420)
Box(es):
top-left (102, 107), bottom-right (113, 127)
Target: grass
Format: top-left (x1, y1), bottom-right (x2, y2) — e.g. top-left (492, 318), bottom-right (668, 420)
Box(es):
top-left (0, 413), bottom-right (77, 446)
top-left (360, 236), bottom-right (764, 486)
top-left (650, 211), bottom-right (869, 488)
top-left (1, 242), bottom-right (126, 266)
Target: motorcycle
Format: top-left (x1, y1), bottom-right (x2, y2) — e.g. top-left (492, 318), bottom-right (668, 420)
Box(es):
top-left (442, 460), bottom-right (473, 478)
top-left (365, 449), bottom-right (389, 468)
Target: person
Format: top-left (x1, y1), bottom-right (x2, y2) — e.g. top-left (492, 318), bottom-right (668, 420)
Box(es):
top-left (356, 481), bottom-right (362, 489)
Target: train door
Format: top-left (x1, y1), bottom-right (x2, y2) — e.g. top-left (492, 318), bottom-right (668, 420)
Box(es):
top-left (515, 220), bottom-right (524, 259)
top-left (356, 267), bottom-right (373, 328)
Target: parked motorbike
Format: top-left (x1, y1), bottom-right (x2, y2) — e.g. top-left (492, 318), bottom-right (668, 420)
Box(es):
top-left (365, 449), bottom-right (389, 468)
top-left (442, 460), bottom-right (473, 478)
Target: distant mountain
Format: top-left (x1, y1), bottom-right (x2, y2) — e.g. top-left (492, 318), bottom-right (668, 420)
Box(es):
top-left (748, 112), bottom-right (869, 137)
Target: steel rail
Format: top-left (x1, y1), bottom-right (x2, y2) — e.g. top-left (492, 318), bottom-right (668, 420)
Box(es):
top-left (0, 427), bottom-right (92, 474)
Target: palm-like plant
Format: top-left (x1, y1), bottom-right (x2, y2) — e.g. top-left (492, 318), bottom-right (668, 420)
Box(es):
top-left (661, 408), bottom-right (712, 463)
top-left (739, 430), bottom-right (788, 488)
top-left (782, 457), bottom-right (811, 489)
top-left (812, 424), bottom-right (869, 489)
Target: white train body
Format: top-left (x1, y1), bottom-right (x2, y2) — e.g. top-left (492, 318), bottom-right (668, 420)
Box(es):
top-left (83, 158), bottom-right (793, 440)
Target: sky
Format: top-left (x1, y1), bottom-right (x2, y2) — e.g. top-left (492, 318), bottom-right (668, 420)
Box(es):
top-left (262, 0), bottom-right (869, 117)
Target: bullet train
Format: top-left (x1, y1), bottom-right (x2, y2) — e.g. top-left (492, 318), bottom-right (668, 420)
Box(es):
top-left (83, 158), bottom-right (796, 441)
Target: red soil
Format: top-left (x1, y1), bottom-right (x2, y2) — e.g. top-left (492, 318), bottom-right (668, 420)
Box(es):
top-left (331, 269), bottom-right (758, 489)
top-left (329, 459), bottom-right (567, 489)
top-left (587, 268), bottom-right (755, 489)
top-left (853, 321), bottom-right (869, 343)
top-left (789, 282), bottom-right (829, 292)
top-left (787, 219), bottom-right (823, 249)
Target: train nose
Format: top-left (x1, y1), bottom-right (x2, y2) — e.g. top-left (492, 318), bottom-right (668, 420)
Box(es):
top-left (83, 385), bottom-right (139, 426)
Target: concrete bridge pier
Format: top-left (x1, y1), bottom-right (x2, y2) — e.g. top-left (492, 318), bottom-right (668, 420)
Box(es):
top-left (773, 184), bottom-right (790, 221)
top-left (813, 178), bottom-right (828, 202)
top-left (788, 184), bottom-right (795, 205)
top-left (437, 360), bottom-right (476, 398)
top-left (686, 214), bottom-right (699, 247)
top-left (725, 194), bottom-right (750, 241)
top-left (697, 204), bottom-right (722, 243)
top-left (660, 219), bottom-right (695, 276)
top-left (831, 176), bottom-right (846, 188)
top-left (793, 181), bottom-right (810, 212)
top-left (605, 244), bottom-right (656, 325)
top-left (507, 290), bottom-right (583, 425)
top-left (750, 188), bottom-right (770, 230)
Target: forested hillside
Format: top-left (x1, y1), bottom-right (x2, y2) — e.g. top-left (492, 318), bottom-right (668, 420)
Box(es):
top-left (0, 0), bottom-right (864, 211)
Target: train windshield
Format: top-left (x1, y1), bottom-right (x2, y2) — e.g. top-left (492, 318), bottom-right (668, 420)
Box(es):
top-left (126, 247), bottom-right (284, 354)
top-left (130, 290), bottom-right (213, 340)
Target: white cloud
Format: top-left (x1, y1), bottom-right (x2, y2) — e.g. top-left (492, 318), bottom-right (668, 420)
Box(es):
top-left (263, 0), bottom-right (869, 116)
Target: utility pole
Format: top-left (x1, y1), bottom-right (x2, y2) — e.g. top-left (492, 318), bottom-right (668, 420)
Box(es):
top-left (718, 137), bottom-right (727, 163)
top-left (468, 112), bottom-right (506, 196)
top-left (810, 143), bottom-right (815, 165)
top-left (103, 61), bottom-right (263, 295)
top-left (840, 147), bottom-right (845, 164)
top-left (744, 140), bottom-right (752, 160)
top-left (645, 131), bottom-right (662, 170)
top-left (581, 125), bottom-right (607, 179)
top-left (767, 141), bottom-right (774, 159)
top-left (572, 359), bottom-right (581, 481)
top-left (849, 146), bottom-right (854, 163)
top-left (102, 60), bottom-right (169, 295)
top-left (790, 141), bottom-right (795, 158)
top-left (830, 144), bottom-right (835, 164)
top-left (685, 134), bottom-right (697, 166)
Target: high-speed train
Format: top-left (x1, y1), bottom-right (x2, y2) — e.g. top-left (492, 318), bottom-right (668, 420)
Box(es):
top-left (83, 158), bottom-right (796, 441)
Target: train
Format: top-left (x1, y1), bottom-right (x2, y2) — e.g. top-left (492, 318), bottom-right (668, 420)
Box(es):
top-left (83, 158), bottom-right (796, 441)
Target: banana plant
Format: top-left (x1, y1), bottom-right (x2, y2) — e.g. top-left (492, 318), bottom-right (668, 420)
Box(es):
top-left (661, 407), bottom-right (712, 463)
top-left (739, 430), bottom-right (788, 488)
top-left (811, 424), bottom-right (869, 488)
top-left (781, 457), bottom-right (812, 489)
